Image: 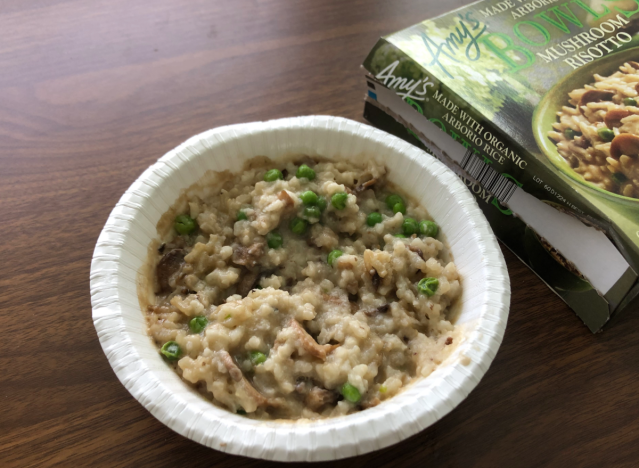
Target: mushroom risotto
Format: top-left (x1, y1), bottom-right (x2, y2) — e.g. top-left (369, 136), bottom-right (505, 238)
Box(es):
top-left (145, 156), bottom-right (461, 420)
top-left (549, 61), bottom-right (639, 199)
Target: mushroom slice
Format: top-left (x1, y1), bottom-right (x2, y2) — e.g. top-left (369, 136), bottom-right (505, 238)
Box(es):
top-left (610, 133), bottom-right (639, 159)
top-left (278, 189), bottom-right (295, 207)
top-left (408, 245), bottom-right (424, 259)
top-left (305, 386), bottom-right (338, 410)
top-left (361, 397), bottom-right (381, 409)
top-left (236, 269), bottom-right (260, 297)
top-left (370, 270), bottom-right (381, 290)
top-left (628, 61), bottom-right (639, 69)
top-left (236, 268), bottom-right (274, 297)
top-left (219, 350), bottom-right (244, 382)
top-left (232, 242), bottom-right (265, 268)
top-left (573, 136), bottom-right (590, 149)
top-left (578, 90), bottom-right (614, 112)
top-left (156, 249), bottom-right (186, 292)
top-left (364, 303), bottom-right (390, 317)
top-left (604, 109), bottom-right (632, 128)
top-left (288, 319), bottom-right (337, 360)
top-left (218, 350), bottom-right (269, 406)
top-left (354, 178), bottom-right (377, 194)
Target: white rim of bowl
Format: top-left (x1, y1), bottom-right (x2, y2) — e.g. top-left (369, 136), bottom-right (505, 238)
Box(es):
top-left (90, 116), bottom-right (510, 462)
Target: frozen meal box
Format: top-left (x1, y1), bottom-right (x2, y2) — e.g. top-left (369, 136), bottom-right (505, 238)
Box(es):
top-left (362, 0), bottom-right (639, 331)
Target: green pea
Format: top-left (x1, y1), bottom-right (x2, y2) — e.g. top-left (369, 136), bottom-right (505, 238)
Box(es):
top-left (341, 383), bottom-right (361, 403)
top-left (367, 212), bottom-right (383, 226)
top-left (174, 214), bottom-right (197, 235)
top-left (303, 206), bottom-right (322, 220)
top-left (611, 172), bottom-right (628, 184)
top-left (160, 341), bottom-right (181, 360)
top-left (300, 190), bottom-right (318, 205)
top-left (419, 220), bottom-right (439, 238)
top-left (379, 385), bottom-right (387, 393)
top-left (385, 194), bottom-right (404, 210)
top-left (264, 169), bottom-right (283, 182)
top-left (290, 217), bottom-right (308, 235)
top-left (237, 210), bottom-right (248, 221)
top-left (597, 127), bottom-right (615, 142)
top-left (402, 217), bottom-right (419, 236)
top-left (266, 231), bottom-right (283, 249)
top-left (249, 351), bottom-right (267, 366)
top-left (188, 316), bottom-right (208, 333)
top-left (394, 234), bottom-right (407, 238)
top-left (317, 196), bottom-right (327, 212)
top-left (296, 164), bottom-right (316, 180)
top-left (331, 192), bottom-right (348, 210)
top-left (624, 97), bottom-right (637, 106)
top-left (392, 202), bottom-right (406, 215)
top-left (328, 249), bottom-right (343, 266)
top-left (417, 277), bottom-right (439, 296)
top-left (564, 128), bottom-right (576, 140)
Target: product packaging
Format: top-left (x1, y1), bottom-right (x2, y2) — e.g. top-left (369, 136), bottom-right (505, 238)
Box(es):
top-left (362, 0), bottom-right (639, 331)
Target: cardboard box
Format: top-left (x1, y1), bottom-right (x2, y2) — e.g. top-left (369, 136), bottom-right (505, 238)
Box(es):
top-left (362, 0), bottom-right (639, 331)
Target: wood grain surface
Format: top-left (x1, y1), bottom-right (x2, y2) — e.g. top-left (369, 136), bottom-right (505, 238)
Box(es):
top-left (1, 1), bottom-right (638, 466)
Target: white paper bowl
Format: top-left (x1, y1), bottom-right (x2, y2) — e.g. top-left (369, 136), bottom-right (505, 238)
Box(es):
top-left (90, 116), bottom-right (510, 462)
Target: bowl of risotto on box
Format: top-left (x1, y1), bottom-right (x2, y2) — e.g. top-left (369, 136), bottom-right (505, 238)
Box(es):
top-left (534, 47), bottom-right (639, 207)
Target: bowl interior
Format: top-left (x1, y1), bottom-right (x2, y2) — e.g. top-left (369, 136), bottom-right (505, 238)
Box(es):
top-left (90, 116), bottom-right (509, 461)
top-left (532, 47), bottom-right (639, 206)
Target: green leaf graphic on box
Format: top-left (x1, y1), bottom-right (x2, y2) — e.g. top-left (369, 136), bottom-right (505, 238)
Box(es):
top-left (388, 22), bottom-right (537, 119)
top-left (405, 97), bottom-right (424, 115)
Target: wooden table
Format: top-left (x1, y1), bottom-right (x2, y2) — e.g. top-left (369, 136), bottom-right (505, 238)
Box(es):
top-left (2, 1), bottom-right (638, 466)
